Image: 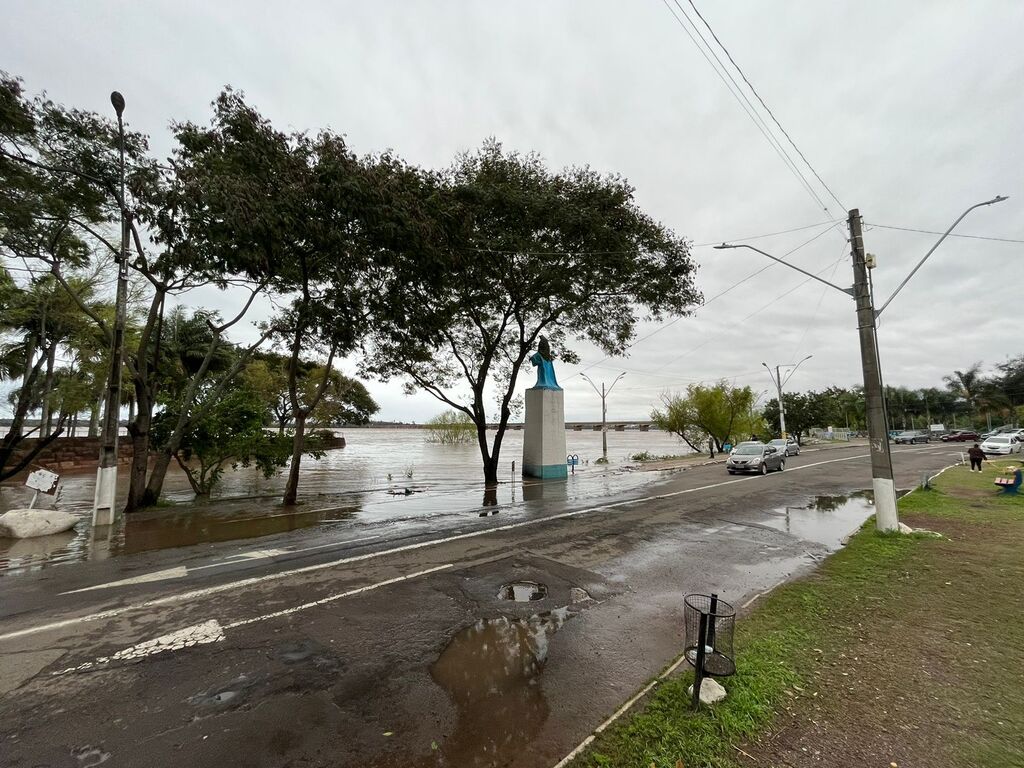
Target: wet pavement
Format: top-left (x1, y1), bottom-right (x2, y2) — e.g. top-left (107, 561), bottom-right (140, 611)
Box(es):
top-left (0, 443), bottom-right (960, 768)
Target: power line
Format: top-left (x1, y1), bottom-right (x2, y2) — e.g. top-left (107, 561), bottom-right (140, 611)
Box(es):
top-left (692, 219), bottom-right (838, 247)
top-left (570, 221), bottom-right (842, 377)
top-left (659, 0), bottom-right (835, 219)
top-left (685, 0), bottom-right (846, 212)
top-left (864, 223), bottom-right (1024, 244)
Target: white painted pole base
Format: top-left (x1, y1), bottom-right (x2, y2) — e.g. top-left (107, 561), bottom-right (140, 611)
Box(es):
top-left (92, 465), bottom-right (118, 527)
top-left (873, 476), bottom-right (899, 532)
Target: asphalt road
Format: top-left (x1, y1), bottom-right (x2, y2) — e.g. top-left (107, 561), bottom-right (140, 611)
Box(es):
top-left (0, 443), bottom-right (959, 768)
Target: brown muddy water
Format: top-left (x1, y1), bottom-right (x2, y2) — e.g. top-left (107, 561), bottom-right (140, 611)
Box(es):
top-left (0, 429), bottom-right (688, 574)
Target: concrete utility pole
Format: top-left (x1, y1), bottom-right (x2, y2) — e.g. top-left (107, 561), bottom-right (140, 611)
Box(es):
top-left (762, 356), bottom-right (812, 438)
top-left (848, 209), bottom-right (898, 531)
top-left (579, 372), bottom-right (626, 462)
top-left (715, 194), bottom-right (1005, 534)
top-left (93, 91), bottom-right (129, 527)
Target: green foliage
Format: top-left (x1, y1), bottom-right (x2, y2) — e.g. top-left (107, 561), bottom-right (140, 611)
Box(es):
top-left (153, 386), bottom-right (295, 496)
top-left (652, 381), bottom-right (759, 455)
top-left (366, 140), bottom-right (701, 483)
top-left (425, 410), bottom-right (476, 444)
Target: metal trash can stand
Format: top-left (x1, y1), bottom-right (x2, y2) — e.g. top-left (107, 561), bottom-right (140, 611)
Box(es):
top-left (684, 593), bottom-right (736, 709)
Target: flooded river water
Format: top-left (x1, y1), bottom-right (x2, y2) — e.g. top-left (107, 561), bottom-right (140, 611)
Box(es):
top-left (0, 428), bottom-right (692, 574)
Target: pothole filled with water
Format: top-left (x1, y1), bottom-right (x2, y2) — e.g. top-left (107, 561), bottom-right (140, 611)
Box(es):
top-left (428, 608), bottom-right (570, 766)
top-left (497, 580), bottom-right (548, 602)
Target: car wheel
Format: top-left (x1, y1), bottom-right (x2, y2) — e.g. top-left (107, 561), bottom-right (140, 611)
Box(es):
top-left (759, 463), bottom-right (768, 476)
top-left (727, 470), bottom-right (736, 475)
top-left (910, 438), bottom-right (916, 445)
top-left (778, 460), bottom-right (785, 471)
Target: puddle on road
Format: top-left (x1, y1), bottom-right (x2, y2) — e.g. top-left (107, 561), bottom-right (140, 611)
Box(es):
top-left (763, 490), bottom-right (876, 547)
top-left (427, 609), bottom-right (570, 765)
top-left (497, 581), bottom-right (548, 602)
top-left (762, 489), bottom-right (911, 548)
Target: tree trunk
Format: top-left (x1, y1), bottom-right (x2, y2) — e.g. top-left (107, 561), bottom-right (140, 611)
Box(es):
top-left (124, 385), bottom-right (152, 513)
top-left (88, 393), bottom-right (101, 438)
top-left (39, 342), bottom-right (57, 435)
top-left (143, 451), bottom-right (174, 507)
top-left (283, 412), bottom-right (307, 506)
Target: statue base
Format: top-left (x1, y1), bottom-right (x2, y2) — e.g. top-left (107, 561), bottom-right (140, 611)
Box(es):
top-left (522, 387), bottom-right (567, 479)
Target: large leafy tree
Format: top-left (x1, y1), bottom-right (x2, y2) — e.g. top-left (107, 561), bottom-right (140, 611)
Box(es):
top-left (366, 141), bottom-right (701, 483)
top-left (170, 90), bottom-right (428, 505)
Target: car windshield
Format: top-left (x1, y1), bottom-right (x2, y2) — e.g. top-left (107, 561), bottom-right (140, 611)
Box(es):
top-left (769, 439), bottom-right (786, 445)
top-left (988, 437), bottom-right (1010, 444)
top-left (734, 445), bottom-right (764, 455)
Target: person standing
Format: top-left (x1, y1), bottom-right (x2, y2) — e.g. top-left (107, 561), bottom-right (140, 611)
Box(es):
top-left (967, 443), bottom-right (986, 472)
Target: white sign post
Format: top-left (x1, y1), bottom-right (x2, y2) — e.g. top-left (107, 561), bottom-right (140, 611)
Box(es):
top-left (26, 468), bottom-right (60, 509)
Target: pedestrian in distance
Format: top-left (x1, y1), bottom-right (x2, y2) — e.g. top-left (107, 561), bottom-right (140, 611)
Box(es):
top-left (967, 443), bottom-right (987, 472)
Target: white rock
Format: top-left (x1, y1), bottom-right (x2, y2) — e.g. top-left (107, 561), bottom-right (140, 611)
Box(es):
top-left (0, 509), bottom-right (78, 539)
top-left (898, 522), bottom-right (914, 535)
top-left (687, 677), bottom-right (727, 704)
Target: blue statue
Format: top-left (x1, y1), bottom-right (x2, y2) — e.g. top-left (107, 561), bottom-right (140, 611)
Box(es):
top-left (530, 336), bottom-right (561, 390)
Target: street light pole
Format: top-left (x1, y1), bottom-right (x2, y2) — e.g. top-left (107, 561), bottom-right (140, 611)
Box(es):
top-left (580, 372), bottom-right (626, 462)
top-left (93, 91), bottom-right (129, 527)
top-left (714, 195), bottom-right (1006, 533)
top-left (762, 355), bottom-right (812, 438)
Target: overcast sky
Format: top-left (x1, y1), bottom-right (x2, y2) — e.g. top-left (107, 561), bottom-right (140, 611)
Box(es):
top-left (4, 1), bottom-right (1023, 423)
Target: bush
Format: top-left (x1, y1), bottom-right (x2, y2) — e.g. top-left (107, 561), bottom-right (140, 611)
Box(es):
top-left (425, 410), bottom-right (476, 444)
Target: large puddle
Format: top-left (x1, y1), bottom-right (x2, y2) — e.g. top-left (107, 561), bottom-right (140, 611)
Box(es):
top-left (761, 490), bottom-right (908, 548)
top-left (426, 610), bottom-right (569, 765)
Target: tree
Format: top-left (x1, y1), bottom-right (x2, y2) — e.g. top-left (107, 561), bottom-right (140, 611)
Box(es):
top-left (762, 391), bottom-right (821, 444)
top-left (169, 90), bottom-right (416, 505)
top-left (652, 381), bottom-right (759, 457)
top-left (151, 387), bottom-right (295, 497)
top-left (943, 363), bottom-right (985, 415)
top-left (366, 141), bottom-right (700, 483)
top-left (426, 410), bottom-right (477, 444)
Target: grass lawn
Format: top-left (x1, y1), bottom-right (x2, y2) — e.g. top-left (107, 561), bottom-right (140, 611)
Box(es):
top-left (571, 459), bottom-right (1024, 768)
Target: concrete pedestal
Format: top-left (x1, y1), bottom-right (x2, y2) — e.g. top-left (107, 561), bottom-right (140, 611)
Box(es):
top-left (523, 387), bottom-right (567, 479)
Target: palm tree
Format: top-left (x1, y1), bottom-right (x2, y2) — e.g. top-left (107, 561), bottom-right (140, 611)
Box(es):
top-left (943, 363), bottom-right (985, 416)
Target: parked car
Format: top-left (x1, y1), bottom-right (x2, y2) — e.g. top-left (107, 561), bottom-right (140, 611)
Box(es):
top-left (726, 443), bottom-right (785, 474)
top-left (893, 430), bottom-right (931, 444)
top-left (768, 437), bottom-right (800, 456)
top-left (981, 427), bottom-right (1017, 440)
top-left (940, 430), bottom-right (981, 442)
top-left (980, 435), bottom-right (1022, 455)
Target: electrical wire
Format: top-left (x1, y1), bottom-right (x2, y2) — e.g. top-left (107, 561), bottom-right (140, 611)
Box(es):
top-left (864, 223), bottom-right (1024, 244)
top-left (659, 0), bottom-right (835, 219)
top-left (569, 221), bottom-right (842, 377)
top-left (692, 219), bottom-right (838, 247)
top-left (685, 0), bottom-right (846, 212)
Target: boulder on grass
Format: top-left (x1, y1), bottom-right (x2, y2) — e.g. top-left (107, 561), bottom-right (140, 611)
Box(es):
top-left (687, 677), bottom-right (727, 704)
top-left (0, 509), bottom-right (79, 539)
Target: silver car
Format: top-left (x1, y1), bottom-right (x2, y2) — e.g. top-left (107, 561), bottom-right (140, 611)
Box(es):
top-left (727, 443), bottom-right (785, 475)
top-left (768, 438), bottom-right (800, 456)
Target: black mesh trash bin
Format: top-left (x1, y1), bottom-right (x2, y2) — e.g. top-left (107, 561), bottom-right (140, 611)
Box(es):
top-left (684, 593), bottom-right (736, 708)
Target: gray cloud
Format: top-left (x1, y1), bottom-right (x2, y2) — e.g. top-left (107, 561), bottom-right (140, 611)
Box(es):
top-left (4, 0), bottom-right (1021, 423)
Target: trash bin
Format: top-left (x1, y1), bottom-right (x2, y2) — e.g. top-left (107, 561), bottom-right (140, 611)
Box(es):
top-left (684, 593), bottom-right (736, 708)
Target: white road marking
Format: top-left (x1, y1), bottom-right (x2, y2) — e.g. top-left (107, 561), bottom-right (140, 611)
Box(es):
top-left (224, 563), bottom-right (453, 628)
top-left (552, 647), bottom-right (692, 768)
top-left (53, 619), bottom-right (226, 675)
top-left (61, 567), bottom-right (189, 594)
top-left (2, 452), bottom-right (873, 643)
top-left (53, 565), bottom-right (451, 674)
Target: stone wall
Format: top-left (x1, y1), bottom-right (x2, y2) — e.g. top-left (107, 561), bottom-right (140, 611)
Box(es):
top-left (7, 437), bottom-right (133, 475)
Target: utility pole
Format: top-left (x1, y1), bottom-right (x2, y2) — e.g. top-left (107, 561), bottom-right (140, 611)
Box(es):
top-left (579, 372), bottom-right (626, 462)
top-left (848, 209), bottom-right (898, 531)
top-left (93, 91), bottom-right (129, 527)
top-left (762, 356), bottom-right (811, 438)
top-left (716, 194), bottom-right (1006, 534)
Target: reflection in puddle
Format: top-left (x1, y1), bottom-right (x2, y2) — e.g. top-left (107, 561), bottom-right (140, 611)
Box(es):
top-left (427, 610), bottom-right (570, 766)
top-left (0, 504), bottom-right (358, 575)
top-left (765, 490), bottom-right (877, 547)
top-left (497, 581), bottom-right (548, 602)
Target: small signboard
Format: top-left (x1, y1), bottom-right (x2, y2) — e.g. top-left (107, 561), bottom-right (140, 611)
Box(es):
top-left (26, 468), bottom-right (60, 495)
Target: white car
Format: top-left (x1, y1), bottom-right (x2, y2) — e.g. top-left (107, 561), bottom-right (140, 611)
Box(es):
top-left (980, 435), bottom-right (1021, 455)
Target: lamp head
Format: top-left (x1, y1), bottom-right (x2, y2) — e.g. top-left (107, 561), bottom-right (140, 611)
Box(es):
top-left (110, 91), bottom-right (125, 117)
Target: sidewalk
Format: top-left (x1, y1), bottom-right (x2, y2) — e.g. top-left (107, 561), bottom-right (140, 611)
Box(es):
top-left (566, 459), bottom-right (1024, 768)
